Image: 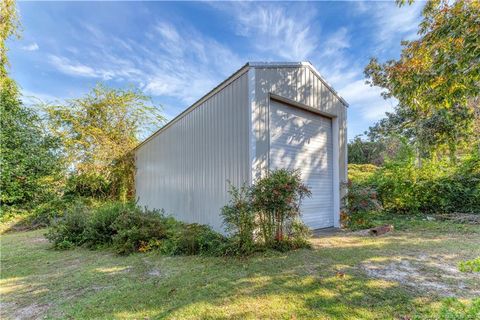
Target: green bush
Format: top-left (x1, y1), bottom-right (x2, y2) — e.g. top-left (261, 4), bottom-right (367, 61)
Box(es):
top-left (0, 196), bottom-right (105, 232)
top-left (47, 170), bottom-right (315, 257)
top-left (82, 202), bottom-right (130, 248)
top-left (0, 83), bottom-right (63, 208)
top-left (65, 173), bottom-right (111, 199)
top-left (351, 143), bottom-right (480, 217)
top-left (0, 197), bottom-right (74, 232)
top-left (27, 197), bottom-right (74, 227)
top-left (342, 182), bottom-right (382, 230)
top-left (111, 207), bottom-right (170, 255)
top-left (45, 203), bottom-right (90, 249)
top-left (221, 183), bottom-right (256, 255)
top-left (371, 152), bottom-right (480, 215)
top-left (252, 169), bottom-right (311, 245)
top-left (162, 223), bottom-right (227, 256)
top-left (45, 201), bottom-right (229, 256)
top-left (348, 164), bottom-right (379, 184)
top-left (220, 169), bottom-right (312, 252)
top-left (285, 218), bottom-right (312, 249)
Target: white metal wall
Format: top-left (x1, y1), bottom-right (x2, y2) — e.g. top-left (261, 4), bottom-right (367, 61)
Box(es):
top-left (135, 71), bottom-right (250, 231)
top-left (251, 63), bottom-right (348, 228)
top-left (251, 64), bottom-right (347, 183)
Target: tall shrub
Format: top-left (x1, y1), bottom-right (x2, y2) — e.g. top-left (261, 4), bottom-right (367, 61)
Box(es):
top-left (251, 169), bottom-right (311, 244)
top-left (342, 181), bottom-right (382, 230)
top-left (221, 183), bottom-right (256, 254)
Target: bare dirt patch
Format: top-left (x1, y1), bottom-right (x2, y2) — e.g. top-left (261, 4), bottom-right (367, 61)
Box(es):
top-left (360, 254), bottom-right (480, 298)
top-left (30, 237), bottom-right (48, 244)
top-left (2, 301), bottom-right (52, 320)
top-left (148, 268), bottom-right (162, 277)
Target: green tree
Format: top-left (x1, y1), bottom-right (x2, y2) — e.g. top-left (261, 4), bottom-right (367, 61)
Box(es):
top-left (45, 84), bottom-right (165, 202)
top-left (348, 136), bottom-right (385, 165)
top-left (1, 0), bottom-right (63, 208)
top-left (1, 0), bottom-right (20, 86)
top-left (365, 0), bottom-right (480, 162)
top-left (0, 90), bottom-right (63, 206)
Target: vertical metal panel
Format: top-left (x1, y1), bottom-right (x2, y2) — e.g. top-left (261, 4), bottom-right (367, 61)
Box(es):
top-left (253, 66), bottom-right (347, 181)
top-left (269, 101), bottom-right (334, 229)
top-left (135, 72), bottom-right (250, 232)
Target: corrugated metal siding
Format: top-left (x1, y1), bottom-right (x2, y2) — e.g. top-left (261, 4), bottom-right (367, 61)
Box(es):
top-left (135, 72), bottom-right (250, 231)
top-left (269, 101), bottom-right (334, 228)
top-left (252, 66), bottom-right (347, 185)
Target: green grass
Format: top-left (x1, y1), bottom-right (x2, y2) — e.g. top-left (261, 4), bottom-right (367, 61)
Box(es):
top-left (1, 220), bottom-right (479, 319)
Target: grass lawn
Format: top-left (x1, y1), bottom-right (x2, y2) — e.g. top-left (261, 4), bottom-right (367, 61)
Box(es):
top-left (1, 218), bottom-right (479, 319)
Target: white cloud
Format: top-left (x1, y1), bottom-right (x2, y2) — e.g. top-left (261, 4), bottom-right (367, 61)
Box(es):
top-left (45, 2), bottom-right (420, 133)
top-left (315, 1), bottom-right (425, 126)
top-left (48, 22), bottom-right (243, 105)
top-left (351, 1), bottom-right (424, 54)
top-left (22, 42), bottom-right (39, 51)
top-left (49, 55), bottom-right (114, 79)
top-left (375, 2), bottom-right (423, 44)
top-left (338, 79), bottom-right (395, 121)
top-left (215, 2), bottom-right (318, 61)
top-left (212, 2), bottom-right (389, 124)
top-left (321, 27), bottom-right (350, 57)
top-left (140, 22), bottom-right (243, 103)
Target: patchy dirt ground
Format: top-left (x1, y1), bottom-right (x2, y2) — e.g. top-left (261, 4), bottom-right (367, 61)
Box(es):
top-left (360, 254), bottom-right (480, 297)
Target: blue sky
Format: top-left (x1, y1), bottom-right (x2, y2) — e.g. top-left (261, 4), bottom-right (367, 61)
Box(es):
top-left (10, 1), bottom-right (425, 140)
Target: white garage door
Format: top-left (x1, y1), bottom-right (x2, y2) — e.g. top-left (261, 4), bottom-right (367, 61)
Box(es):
top-left (269, 100), bottom-right (334, 229)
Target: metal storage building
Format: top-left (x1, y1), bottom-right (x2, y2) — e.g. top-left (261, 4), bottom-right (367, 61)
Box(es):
top-left (134, 62), bottom-right (348, 232)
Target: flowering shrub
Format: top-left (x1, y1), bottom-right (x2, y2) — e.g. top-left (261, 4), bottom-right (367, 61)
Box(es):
top-left (252, 169), bottom-right (311, 245)
top-left (221, 169), bottom-right (312, 251)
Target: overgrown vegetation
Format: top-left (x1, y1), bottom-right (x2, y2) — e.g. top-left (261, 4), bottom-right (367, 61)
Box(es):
top-left (0, 0), bottom-right (165, 228)
top-left (46, 170), bottom-right (311, 256)
top-left (347, 145), bottom-right (480, 219)
top-left (44, 84), bottom-right (165, 202)
top-left (365, 0), bottom-right (479, 161)
top-left (343, 0), bottom-right (480, 230)
top-left (221, 183), bottom-right (256, 255)
top-left (342, 181), bottom-right (382, 230)
top-left (251, 169), bottom-right (311, 247)
top-left (45, 202), bottom-right (227, 256)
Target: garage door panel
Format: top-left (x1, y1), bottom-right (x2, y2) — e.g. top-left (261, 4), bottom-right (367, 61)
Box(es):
top-left (269, 100), bottom-right (334, 229)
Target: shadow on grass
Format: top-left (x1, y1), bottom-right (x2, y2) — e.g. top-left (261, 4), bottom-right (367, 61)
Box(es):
top-left (2, 227), bottom-right (478, 319)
